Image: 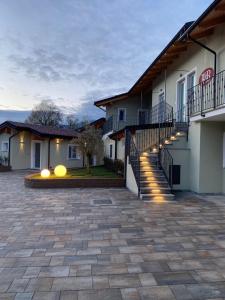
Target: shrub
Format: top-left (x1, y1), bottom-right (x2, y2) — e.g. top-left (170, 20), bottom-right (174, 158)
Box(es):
top-left (104, 157), bottom-right (124, 176)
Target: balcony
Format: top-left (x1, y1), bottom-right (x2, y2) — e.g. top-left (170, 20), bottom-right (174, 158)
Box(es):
top-left (188, 69), bottom-right (225, 119)
top-left (103, 103), bottom-right (176, 135)
top-left (103, 114), bottom-right (152, 135)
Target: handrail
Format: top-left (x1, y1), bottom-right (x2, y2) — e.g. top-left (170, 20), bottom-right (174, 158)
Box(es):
top-left (159, 147), bottom-right (173, 190)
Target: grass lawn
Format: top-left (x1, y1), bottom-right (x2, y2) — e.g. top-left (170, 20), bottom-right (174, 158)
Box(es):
top-left (33, 165), bottom-right (120, 179)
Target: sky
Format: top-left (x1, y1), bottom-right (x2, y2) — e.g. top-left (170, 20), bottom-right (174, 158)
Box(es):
top-left (0, 0), bottom-right (212, 123)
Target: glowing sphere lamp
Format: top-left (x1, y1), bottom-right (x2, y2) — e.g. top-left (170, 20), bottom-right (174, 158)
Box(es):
top-left (54, 165), bottom-right (67, 177)
top-left (41, 169), bottom-right (50, 178)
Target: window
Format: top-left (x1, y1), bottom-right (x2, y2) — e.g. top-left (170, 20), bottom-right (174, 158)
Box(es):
top-left (68, 144), bottom-right (78, 159)
top-left (118, 108), bottom-right (126, 122)
top-left (109, 144), bottom-right (113, 159)
top-left (1, 141), bottom-right (9, 152)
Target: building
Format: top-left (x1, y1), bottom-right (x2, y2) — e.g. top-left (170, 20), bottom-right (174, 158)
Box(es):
top-left (0, 121), bottom-right (83, 170)
top-left (95, 0), bottom-right (225, 200)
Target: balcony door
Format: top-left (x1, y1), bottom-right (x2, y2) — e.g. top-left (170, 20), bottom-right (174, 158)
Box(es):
top-left (158, 92), bottom-right (165, 123)
top-left (138, 109), bottom-right (148, 125)
top-left (177, 79), bottom-right (185, 122)
top-left (187, 71), bottom-right (196, 116)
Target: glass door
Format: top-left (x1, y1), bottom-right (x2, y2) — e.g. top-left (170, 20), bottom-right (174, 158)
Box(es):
top-left (158, 92), bottom-right (165, 122)
top-left (177, 79), bottom-right (185, 122)
top-left (34, 142), bottom-right (41, 169)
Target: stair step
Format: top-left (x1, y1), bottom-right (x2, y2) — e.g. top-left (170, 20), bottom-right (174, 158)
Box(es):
top-left (141, 194), bottom-right (175, 201)
top-left (140, 181), bottom-right (170, 188)
top-left (140, 189), bottom-right (171, 195)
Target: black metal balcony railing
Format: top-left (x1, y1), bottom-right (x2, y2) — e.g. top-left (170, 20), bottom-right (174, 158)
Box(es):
top-left (188, 69), bottom-right (225, 117)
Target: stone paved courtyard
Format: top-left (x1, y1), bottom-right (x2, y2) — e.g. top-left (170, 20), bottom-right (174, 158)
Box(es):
top-left (1, 172), bottom-right (225, 299)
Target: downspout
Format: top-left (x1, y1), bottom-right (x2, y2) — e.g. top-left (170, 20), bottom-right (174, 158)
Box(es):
top-left (47, 138), bottom-right (51, 169)
top-left (115, 138), bottom-right (118, 160)
top-left (8, 131), bottom-right (20, 167)
top-left (188, 35), bottom-right (217, 111)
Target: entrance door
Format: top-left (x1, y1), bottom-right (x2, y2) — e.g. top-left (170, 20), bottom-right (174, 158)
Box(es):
top-left (32, 142), bottom-right (41, 169)
top-left (177, 79), bottom-right (185, 122)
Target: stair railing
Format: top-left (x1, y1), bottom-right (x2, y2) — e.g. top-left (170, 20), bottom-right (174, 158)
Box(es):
top-left (159, 147), bottom-right (173, 190)
top-left (126, 130), bottom-right (140, 196)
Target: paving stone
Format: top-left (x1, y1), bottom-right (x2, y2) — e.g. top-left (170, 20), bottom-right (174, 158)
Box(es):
top-left (23, 267), bottom-right (41, 278)
top-left (8, 279), bottom-right (29, 293)
top-left (121, 288), bottom-right (141, 300)
top-left (60, 291), bottom-right (78, 300)
top-left (109, 274), bottom-right (141, 288)
top-left (14, 293), bottom-right (34, 300)
top-left (154, 272), bottom-right (197, 285)
top-left (0, 293), bottom-right (16, 300)
top-left (69, 265), bottom-right (91, 277)
top-left (78, 289), bottom-right (122, 300)
top-left (32, 291), bottom-right (60, 300)
top-left (39, 266), bottom-right (69, 278)
top-left (25, 278), bottom-right (53, 292)
top-left (93, 276), bottom-right (109, 289)
top-left (138, 286), bottom-right (176, 300)
top-left (52, 277), bottom-right (92, 291)
top-left (92, 264), bottom-right (128, 275)
top-left (138, 273), bottom-right (157, 287)
top-left (64, 256), bottom-right (97, 265)
top-left (196, 270), bottom-right (225, 282)
top-left (170, 285), bottom-right (194, 300)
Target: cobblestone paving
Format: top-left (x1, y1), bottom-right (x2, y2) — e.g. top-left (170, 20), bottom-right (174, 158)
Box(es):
top-left (1, 172), bottom-right (225, 299)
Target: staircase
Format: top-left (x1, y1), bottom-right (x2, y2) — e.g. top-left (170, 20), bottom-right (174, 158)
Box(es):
top-left (138, 128), bottom-right (187, 201)
top-left (139, 152), bottom-right (174, 201)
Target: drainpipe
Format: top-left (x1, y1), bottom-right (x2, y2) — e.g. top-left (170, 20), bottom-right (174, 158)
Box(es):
top-left (188, 35), bottom-right (217, 111)
top-left (47, 138), bottom-right (51, 169)
top-left (8, 131), bottom-right (20, 167)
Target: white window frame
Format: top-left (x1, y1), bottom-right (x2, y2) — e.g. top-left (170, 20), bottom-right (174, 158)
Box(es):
top-left (68, 144), bottom-right (79, 160)
top-left (1, 141), bottom-right (9, 152)
top-left (117, 108), bottom-right (126, 122)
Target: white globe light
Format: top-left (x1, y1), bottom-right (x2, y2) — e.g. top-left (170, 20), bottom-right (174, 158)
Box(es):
top-left (41, 169), bottom-right (50, 178)
top-left (54, 165), bottom-right (67, 177)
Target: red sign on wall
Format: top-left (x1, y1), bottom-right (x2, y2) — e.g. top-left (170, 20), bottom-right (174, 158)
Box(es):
top-left (199, 68), bottom-right (214, 85)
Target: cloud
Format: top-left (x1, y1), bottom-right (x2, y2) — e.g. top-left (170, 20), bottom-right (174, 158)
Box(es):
top-left (0, 0), bottom-right (212, 113)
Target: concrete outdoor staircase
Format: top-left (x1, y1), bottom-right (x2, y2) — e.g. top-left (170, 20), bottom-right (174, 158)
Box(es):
top-left (139, 152), bottom-right (174, 201)
top-left (139, 128), bottom-right (187, 202)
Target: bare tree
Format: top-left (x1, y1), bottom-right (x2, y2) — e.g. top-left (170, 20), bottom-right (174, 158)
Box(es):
top-left (66, 114), bottom-right (80, 129)
top-left (26, 100), bottom-right (63, 127)
top-left (74, 125), bottom-right (103, 173)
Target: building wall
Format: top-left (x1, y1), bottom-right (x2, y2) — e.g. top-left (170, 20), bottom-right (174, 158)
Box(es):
top-left (152, 23), bottom-right (225, 108)
top-left (198, 122), bottom-right (225, 193)
top-left (49, 138), bottom-right (83, 169)
top-left (126, 159), bottom-right (138, 196)
top-left (106, 93), bottom-right (151, 130)
top-left (149, 23), bottom-right (225, 194)
top-left (0, 130), bottom-right (83, 170)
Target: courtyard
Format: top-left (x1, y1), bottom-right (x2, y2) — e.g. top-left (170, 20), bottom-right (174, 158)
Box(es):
top-left (1, 172), bottom-right (225, 300)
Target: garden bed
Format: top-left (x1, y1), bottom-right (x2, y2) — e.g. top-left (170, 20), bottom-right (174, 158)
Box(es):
top-left (25, 166), bottom-right (125, 189)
